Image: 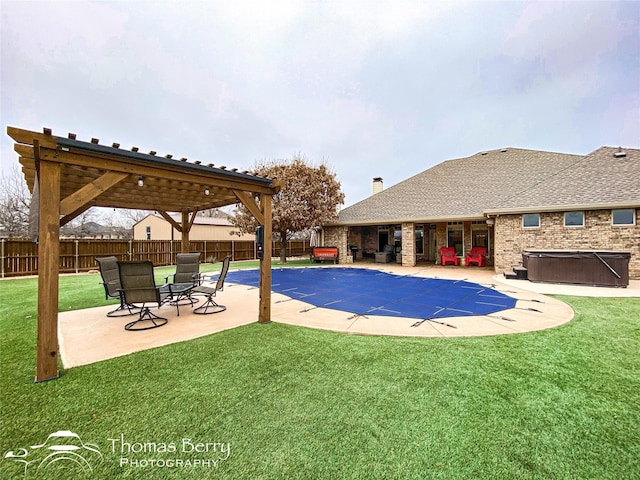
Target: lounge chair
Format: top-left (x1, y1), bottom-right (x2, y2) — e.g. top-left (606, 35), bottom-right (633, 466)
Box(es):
top-left (95, 256), bottom-right (140, 317)
top-left (465, 247), bottom-right (487, 267)
top-left (117, 260), bottom-right (174, 330)
top-left (191, 255), bottom-right (231, 314)
top-left (440, 247), bottom-right (459, 266)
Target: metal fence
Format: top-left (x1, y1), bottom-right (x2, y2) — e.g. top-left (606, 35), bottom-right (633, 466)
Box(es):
top-left (0, 238), bottom-right (311, 278)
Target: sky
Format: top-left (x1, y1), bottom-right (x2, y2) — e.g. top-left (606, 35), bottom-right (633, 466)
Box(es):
top-left (1, 0), bottom-right (639, 210)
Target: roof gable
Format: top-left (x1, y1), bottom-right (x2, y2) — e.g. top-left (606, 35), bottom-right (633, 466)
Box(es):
top-left (487, 146), bottom-right (640, 213)
top-left (337, 148), bottom-right (582, 224)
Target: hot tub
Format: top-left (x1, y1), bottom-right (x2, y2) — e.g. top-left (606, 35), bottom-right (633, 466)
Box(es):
top-left (522, 250), bottom-right (630, 287)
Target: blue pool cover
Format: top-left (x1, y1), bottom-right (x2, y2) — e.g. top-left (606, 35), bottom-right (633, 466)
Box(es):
top-left (223, 267), bottom-right (516, 321)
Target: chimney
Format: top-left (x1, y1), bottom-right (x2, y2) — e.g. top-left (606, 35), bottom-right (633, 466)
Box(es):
top-left (372, 177), bottom-right (383, 195)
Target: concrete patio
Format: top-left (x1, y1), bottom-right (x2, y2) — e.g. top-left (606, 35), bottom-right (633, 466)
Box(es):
top-left (58, 264), bottom-right (640, 369)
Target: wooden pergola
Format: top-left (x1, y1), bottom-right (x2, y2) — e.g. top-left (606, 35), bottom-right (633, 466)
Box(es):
top-left (7, 126), bottom-right (280, 382)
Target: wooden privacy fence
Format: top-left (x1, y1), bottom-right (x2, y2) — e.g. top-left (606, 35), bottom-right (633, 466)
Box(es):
top-left (1, 238), bottom-right (311, 278)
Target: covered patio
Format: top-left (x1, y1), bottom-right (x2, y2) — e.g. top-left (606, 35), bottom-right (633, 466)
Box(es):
top-left (7, 126), bottom-right (281, 382)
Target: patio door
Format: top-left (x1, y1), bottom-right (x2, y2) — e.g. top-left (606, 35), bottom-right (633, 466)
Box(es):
top-left (378, 227), bottom-right (389, 251)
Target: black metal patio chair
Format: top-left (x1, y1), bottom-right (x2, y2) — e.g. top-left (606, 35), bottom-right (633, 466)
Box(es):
top-left (96, 256), bottom-right (141, 317)
top-left (165, 252), bottom-right (202, 307)
top-left (191, 255), bottom-right (231, 314)
top-left (117, 260), bottom-right (175, 330)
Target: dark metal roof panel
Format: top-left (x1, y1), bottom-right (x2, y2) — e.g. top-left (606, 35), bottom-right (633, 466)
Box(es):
top-left (56, 136), bottom-right (273, 184)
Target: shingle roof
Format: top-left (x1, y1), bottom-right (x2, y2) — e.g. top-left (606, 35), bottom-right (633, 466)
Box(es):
top-left (486, 146), bottom-right (640, 213)
top-left (335, 148), bottom-right (585, 224)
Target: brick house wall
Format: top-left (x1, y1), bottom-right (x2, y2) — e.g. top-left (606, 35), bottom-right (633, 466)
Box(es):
top-left (347, 226), bottom-right (378, 257)
top-left (494, 209), bottom-right (640, 279)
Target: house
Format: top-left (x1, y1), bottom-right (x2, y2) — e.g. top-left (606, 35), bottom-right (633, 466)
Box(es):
top-left (322, 146), bottom-right (640, 280)
top-left (133, 211), bottom-right (253, 241)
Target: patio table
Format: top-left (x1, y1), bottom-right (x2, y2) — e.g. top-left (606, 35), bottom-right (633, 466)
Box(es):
top-left (165, 283), bottom-right (199, 314)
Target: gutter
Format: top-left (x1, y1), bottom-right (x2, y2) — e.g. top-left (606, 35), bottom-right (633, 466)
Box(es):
top-left (484, 202), bottom-right (640, 216)
top-left (325, 214), bottom-right (487, 227)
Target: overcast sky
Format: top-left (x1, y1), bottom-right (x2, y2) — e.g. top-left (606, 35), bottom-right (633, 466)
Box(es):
top-left (1, 0), bottom-right (639, 208)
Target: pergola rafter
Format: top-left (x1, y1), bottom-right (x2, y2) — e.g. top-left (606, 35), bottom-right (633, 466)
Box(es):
top-left (7, 126), bottom-right (280, 382)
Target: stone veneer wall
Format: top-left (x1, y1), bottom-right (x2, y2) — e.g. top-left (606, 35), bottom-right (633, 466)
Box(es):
top-left (494, 209), bottom-right (640, 279)
top-left (401, 223), bottom-right (416, 266)
top-left (435, 223), bottom-right (447, 264)
top-left (323, 226), bottom-right (350, 263)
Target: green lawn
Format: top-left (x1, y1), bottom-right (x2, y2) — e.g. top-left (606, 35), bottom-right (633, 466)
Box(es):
top-left (1, 264), bottom-right (639, 479)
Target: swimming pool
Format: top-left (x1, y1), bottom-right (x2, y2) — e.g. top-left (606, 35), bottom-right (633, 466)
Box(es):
top-left (224, 267), bottom-right (516, 321)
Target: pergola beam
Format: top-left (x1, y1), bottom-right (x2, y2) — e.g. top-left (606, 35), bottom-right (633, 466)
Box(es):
top-left (158, 210), bottom-right (181, 231)
top-left (233, 190), bottom-right (264, 225)
top-left (59, 171), bottom-right (128, 216)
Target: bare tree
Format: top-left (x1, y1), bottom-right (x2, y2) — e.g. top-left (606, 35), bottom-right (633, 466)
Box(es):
top-left (0, 166), bottom-right (30, 238)
top-left (232, 154), bottom-right (345, 262)
top-left (120, 209), bottom-right (149, 226)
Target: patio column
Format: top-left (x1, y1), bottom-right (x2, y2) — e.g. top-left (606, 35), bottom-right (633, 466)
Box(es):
top-left (401, 223), bottom-right (416, 267)
top-left (36, 160), bottom-right (61, 382)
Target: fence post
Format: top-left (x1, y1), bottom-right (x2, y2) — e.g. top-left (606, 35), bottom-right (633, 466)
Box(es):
top-left (1, 238), bottom-right (4, 278)
top-left (75, 239), bottom-right (79, 273)
top-left (231, 240), bottom-right (235, 261)
top-left (129, 239), bottom-right (133, 260)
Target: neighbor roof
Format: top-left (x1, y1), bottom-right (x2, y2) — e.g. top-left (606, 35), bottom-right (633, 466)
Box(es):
top-left (334, 148), bottom-right (583, 225)
top-left (139, 212), bottom-right (235, 227)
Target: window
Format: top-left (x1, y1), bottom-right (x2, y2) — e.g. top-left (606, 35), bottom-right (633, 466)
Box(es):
top-left (522, 213), bottom-right (540, 228)
top-left (145, 226), bottom-right (151, 240)
top-left (564, 211), bottom-right (584, 227)
top-left (612, 209), bottom-right (635, 226)
top-left (447, 223), bottom-right (463, 256)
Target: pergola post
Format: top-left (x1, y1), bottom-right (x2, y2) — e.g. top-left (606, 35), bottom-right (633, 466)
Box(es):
top-left (36, 160), bottom-right (61, 382)
top-left (181, 210), bottom-right (190, 253)
top-left (258, 193), bottom-right (272, 323)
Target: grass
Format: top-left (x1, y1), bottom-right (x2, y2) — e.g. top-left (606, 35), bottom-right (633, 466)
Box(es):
top-left (1, 263), bottom-right (639, 479)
